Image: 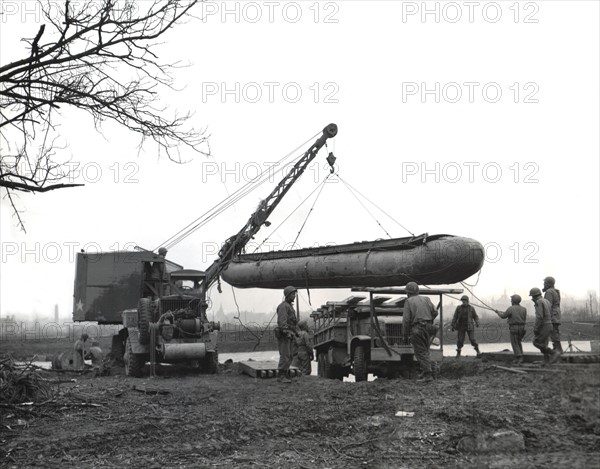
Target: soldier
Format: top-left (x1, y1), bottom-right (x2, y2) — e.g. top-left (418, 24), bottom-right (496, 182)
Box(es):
top-left (74, 333), bottom-right (89, 366)
top-left (86, 339), bottom-right (104, 368)
top-left (451, 295), bottom-right (482, 359)
top-left (293, 320), bottom-right (314, 376)
top-left (402, 282), bottom-right (438, 383)
top-left (543, 276), bottom-right (563, 353)
top-left (275, 286), bottom-right (299, 383)
top-left (150, 247), bottom-right (169, 296)
top-left (530, 287), bottom-right (561, 364)
top-left (495, 294), bottom-right (527, 365)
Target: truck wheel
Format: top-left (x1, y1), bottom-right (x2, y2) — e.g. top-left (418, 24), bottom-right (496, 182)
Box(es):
top-left (125, 337), bottom-right (146, 377)
top-left (205, 351), bottom-right (219, 374)
top-left (137, 298), bottom-right (152, 345)
top-left (353, 345), bottom-right (368, 382)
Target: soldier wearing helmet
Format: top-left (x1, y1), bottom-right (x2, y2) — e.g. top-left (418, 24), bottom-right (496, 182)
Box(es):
top-left (150, 247), bottom-right (169, 296)
top-left (495, 294), bottom-right (528, 365)
top-left (543, 276), bottom-right (563, 353)
top-left (275, 286), bottom-right (299, 383)
top-left (402, 282), bottom-right (438, 383)
top-left (292, 320), bottom-right (314, 376)
top-left (530, 287), bottom-right (560, 364)
top-left (451, 295), bottom-right (482, 359)
top-left (86, 339), bottom-right (104, 369)
top-left (74, 333), bottom-right (89, 368)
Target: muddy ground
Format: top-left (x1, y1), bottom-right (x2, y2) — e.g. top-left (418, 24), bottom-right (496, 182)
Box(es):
top-left (1, 357), bottom-right (599, 468)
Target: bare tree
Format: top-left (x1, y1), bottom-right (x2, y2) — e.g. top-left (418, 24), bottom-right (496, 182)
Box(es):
top-left (0, 0), bottom-right (209, 231)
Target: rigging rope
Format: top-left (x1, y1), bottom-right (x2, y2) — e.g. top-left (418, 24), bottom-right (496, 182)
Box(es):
top-left (292, 173), bottom-right (331, 247)
top-left (337, 175), bottom-right (393, 239)
top-left (154, 131), bottom-right (321, 252)
top-left (337, 175), bottom-right (415, 237)
top-left (252, 174), bottom-right (331, 253)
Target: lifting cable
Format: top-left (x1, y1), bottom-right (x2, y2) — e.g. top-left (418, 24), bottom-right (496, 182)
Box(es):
top-left (402, 272), bottom-right (496, 313)
top-left (338, 175), bottom-right (392, 239)
top-left (230, 285), bottom-right (285, 351)
top-left (252, 174), bottom-right (331, 253)
top-left (230, 286), bottom-right (315, 351)
top-left (292, 173), bottom-right (331, 247)
top-left (459, 281), bottom-right (497, 312)
top-left (337, 175), bottom-right (415, 238)
top-left (154, 131), bottom-right (321, 252)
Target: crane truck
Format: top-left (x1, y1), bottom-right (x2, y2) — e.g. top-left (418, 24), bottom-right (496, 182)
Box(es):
top-left (72, 124), bottom-right (339, 377)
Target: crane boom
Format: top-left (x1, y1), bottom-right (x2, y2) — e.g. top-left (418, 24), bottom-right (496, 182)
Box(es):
top-left (202, 123), bottom-right (338, 295)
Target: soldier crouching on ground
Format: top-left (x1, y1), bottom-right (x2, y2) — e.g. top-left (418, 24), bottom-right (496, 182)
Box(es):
top-left (451, 295), bottom-right (482, 359)
top-left (74, 333), bottom-right (89, 368)
top-left (86, 340), bottom-right (104, 368)
top-left (293, 320), bottom-right (314, 376)
top-left (495, 294), bottom-right (527, 365)
top-left (530, 287), bottom-right (561, 365)
top-left (275, 286), bottom-right (299, 383)
top-left (402, 282), bottom-right (438, 383)
top-left (543, 276), bottom-right (563, 354)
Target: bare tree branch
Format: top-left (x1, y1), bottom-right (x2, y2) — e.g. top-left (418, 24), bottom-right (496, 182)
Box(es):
top-left (0, 0), bottom-right (209, 231)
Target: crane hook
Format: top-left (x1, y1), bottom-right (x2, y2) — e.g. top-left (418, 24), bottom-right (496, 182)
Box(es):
top-left (326, 152), bottom-right (337, 174)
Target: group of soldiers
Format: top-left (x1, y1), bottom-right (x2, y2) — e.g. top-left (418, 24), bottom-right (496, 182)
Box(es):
top-left (493, 276), bottom-right (562, 365)
top-left (73, 333), bottom-right (106, 371)
top-left (275, 276), bottom-right (563, 384)
top-left (404, 276), bottom-right (563, 382)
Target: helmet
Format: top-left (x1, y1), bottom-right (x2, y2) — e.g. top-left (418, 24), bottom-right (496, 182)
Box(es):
top-left (460, 295), bottom-right (469, 302)
top-left (283, 286), bottom-right (297, 297)
top-left (298, 319), bottom-right (308, 330)
top-left (510, 294), bottom-right (522, 304)
top-left (158, 247), bottom-right (168, 256)
top-left (543, 276), bottom-right (555, 286)
top-left (406, 282), bottom-right (419, 294)
top-left (529, 287), bottom-right (542, 297)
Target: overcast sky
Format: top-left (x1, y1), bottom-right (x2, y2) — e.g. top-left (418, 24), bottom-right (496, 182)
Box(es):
top-left (1, 1), bottom-right (598, 322)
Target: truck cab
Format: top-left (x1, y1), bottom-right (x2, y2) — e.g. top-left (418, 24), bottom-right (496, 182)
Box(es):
top-left (73, 250), bottom-right (219, 377)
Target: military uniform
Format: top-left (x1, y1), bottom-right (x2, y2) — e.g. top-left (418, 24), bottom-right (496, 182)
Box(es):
top-left (74, 335), bottom-right (88, 368)
top-left (544, 287), bottom-right (562, 352)
top-left (403, 295), bottom-right (438, 378)
top-left (532, 296), bottom-right (553, 357)
top-left (451, 303), bottom-right (481, 356)
top-left (293, 330), bottom-right (314, 376)
top-left (276, 300), bottom-right (298, 376)
top-left (88, 344), bottom-right (104, 367)
top-left (497, 305), bottom-right (527, 361)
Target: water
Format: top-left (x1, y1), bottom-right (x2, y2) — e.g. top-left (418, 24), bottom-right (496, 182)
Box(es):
top-left (26, 341), bottom-right (593, 375)
top-left (223, 340), bottom-right (591, 362)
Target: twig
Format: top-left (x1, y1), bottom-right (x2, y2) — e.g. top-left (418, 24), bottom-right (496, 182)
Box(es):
top-left (340, 437), bottom-right (382, 451)
top-left (491, 365), bottom-right (527, 374)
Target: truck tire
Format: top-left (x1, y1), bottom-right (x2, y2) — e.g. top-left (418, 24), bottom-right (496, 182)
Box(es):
top-left (353, 345), bottom-right (368, 382)
top-left (205, 351), bottom-right (219, 374)
top-left (125, 337), bottom-right (146, 377)
top-left (138, 298), bottom-right (151, 345)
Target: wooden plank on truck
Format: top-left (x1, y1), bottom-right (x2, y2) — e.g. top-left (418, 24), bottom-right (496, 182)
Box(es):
top-left (371, 296), bottom-right (392, 306)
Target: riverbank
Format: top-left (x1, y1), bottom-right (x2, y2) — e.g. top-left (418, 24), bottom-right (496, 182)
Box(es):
top-left (1, 320), bottom-right (597, 360)
top-left (1, 357), bottom-right (598, 468)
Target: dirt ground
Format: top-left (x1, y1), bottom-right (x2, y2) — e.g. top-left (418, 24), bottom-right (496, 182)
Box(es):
top-left (1, 357), bottom-right (599, 468)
